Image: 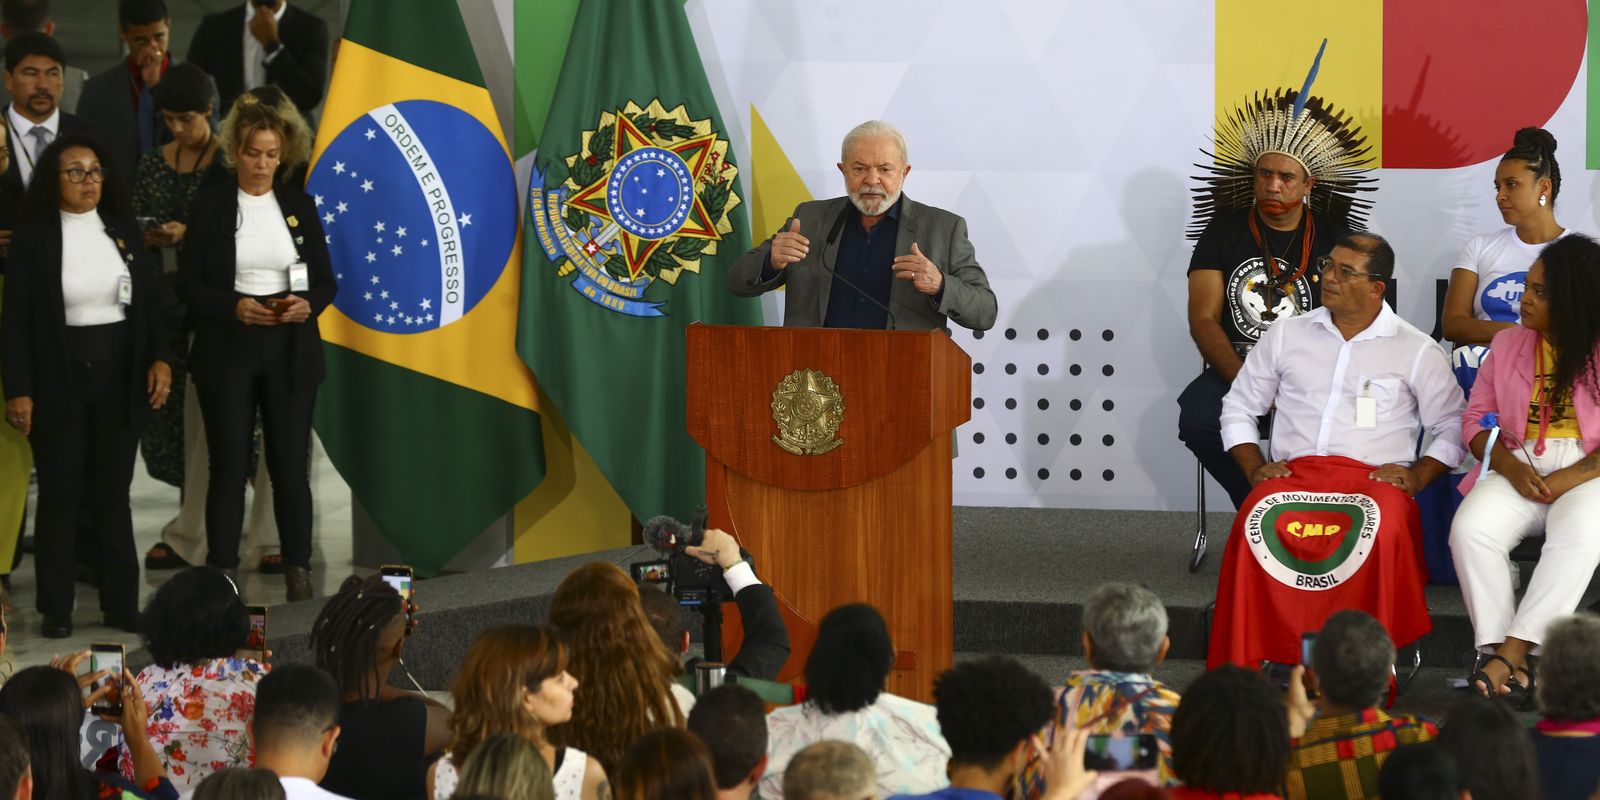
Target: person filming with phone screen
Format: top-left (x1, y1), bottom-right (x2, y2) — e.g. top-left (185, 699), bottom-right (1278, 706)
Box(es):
top-left (178, 93), bottom-right (332, 601)
top-left (0, 664), bottom-right (175, 799)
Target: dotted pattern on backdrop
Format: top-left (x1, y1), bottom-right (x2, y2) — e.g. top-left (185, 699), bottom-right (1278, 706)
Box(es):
top-left (692, 0), bottom-right (1600, 512)
top-left (960, 325), bottom-right (1122, 484)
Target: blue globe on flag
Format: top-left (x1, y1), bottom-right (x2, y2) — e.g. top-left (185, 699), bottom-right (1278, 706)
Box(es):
top-left (309, 99), bottom-right (516, 334)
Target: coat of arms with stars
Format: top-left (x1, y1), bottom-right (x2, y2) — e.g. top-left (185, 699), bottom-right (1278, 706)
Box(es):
top-left (528, 100), bottom-right (741, 317)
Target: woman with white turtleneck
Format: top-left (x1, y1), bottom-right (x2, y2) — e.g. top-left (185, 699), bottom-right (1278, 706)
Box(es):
top-left (1, 132), bottom-right (172, 638)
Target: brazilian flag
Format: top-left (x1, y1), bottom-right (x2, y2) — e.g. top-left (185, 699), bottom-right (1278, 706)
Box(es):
top-left (518, 0), bottom-right (762, 525)
top-left (309, 0), bottom-right (543, 574)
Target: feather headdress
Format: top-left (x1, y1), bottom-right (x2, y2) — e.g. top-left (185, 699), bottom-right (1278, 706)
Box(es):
top-left (1188, 40), bottom-right (1376, 239)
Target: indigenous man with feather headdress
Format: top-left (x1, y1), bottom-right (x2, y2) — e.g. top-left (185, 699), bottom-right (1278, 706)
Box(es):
top-left (1178, 42), bottom-right (1375, 511)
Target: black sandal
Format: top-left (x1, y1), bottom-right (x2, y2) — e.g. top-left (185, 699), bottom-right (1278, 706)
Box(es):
top-left (1511, 663), bottom-right (1538, 711)
top-left (1469, 653), bottom-right (1518, 698)
top-left (143, 542), bottom-right (189, 570)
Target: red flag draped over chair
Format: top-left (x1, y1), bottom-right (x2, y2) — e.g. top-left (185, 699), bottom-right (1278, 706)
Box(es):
top-left (1207, 455), bottom-right (1432, 668)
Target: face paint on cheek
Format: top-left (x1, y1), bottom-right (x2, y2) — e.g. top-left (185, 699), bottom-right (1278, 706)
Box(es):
top-left (1257, 198), bottom-right (1300, 215)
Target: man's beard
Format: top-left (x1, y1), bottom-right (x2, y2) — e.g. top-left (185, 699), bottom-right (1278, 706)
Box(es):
top-left (849, 187), bottom-right (899, 216)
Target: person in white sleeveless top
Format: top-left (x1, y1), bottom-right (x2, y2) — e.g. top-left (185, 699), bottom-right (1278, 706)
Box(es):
top-left (1442, 127), bottom-right (1569, 393)
top-left (426, 625), bottom-right (606, 800)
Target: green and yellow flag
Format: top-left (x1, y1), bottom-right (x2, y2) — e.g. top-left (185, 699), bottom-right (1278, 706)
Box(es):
top-left (518, 0), bottom-right (762, 525)
top-left (309, 0), bottom-right (542, 574)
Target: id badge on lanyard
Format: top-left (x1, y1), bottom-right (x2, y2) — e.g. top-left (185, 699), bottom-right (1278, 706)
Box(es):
top-left (116, 269), bottom-right (132, 306)
top-left (1356, 379), bottom-right (1378, 429)
top-left (288, 262), bottom-right (310, 293)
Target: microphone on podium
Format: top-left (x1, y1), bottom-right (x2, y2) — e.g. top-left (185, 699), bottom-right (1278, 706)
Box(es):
top-left (812, 206), bottom-right (898, 329)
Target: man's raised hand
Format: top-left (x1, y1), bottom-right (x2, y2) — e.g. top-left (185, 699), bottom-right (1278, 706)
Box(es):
top-left (769, 217), bottom-right (809, 270)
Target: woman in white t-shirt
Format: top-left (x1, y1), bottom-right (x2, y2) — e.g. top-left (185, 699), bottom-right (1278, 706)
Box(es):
top-left (1442, 127), bottom-right (1567, 391)
top-left (426, 624), bottom-right (606, 800)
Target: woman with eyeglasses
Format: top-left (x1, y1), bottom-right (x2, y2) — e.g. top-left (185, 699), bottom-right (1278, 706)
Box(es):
top-left (179, 92), bottom-right (332, 602)
top-left (1452, 233), bottom-right (1600, 703)
top-left (1441, 128), bottom-right (1569, 392)
top-left (1, 132), bottom-right (172, 638)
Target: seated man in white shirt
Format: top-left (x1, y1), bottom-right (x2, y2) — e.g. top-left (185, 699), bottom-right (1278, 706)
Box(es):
top-left (249, 664), bottom-right (351, 800)
top-left (1206, 233), bottom-right (1466, 669)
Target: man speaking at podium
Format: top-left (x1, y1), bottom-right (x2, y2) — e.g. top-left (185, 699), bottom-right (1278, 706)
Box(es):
top-left (728, 120), bottom-right (996, 332)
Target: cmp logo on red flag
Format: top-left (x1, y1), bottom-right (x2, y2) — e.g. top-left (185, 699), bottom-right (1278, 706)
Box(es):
top-left (1244, 492), bottom-right (1380, 591)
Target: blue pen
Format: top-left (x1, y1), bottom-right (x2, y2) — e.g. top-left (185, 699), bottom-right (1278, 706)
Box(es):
top-left (1478, 412), bottom-right (1500, 481)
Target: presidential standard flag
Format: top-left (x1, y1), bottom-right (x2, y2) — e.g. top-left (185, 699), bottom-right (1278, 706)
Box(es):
top-left (308, 0), bottom-right (543, 574)
top-left (518, 0), bottom-right (762, 524)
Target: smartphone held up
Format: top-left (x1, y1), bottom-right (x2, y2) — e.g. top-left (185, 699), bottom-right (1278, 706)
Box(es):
top-left (89, 643), bottom-right (126, 717)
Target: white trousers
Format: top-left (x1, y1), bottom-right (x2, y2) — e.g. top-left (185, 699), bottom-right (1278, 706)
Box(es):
top-left (1450, 437), bottom-right (1600, 651)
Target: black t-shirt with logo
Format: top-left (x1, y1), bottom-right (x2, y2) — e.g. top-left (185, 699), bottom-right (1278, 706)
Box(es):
top-left (1188, 207), bottom-right (1347, 355)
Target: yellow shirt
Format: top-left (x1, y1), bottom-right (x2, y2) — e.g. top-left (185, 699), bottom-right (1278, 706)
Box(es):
top-left (1527, 337), bottom-right (1582, 440)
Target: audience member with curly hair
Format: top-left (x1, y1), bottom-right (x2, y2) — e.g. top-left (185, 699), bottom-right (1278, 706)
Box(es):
top-left (547, 562), bottom-right (689, 775)
top-left (427, 624), bottom-right (606, 800)
top-left (1167, 665), bottom-right (1287, 800)
top-left (1529, 613), bottom-right (1600, 800)
top-left (118, 566), bottom-right (266, 795)
top-left (890, 655), bottom-right (1098, 800)
top-left (762, 603), bottom-right (949, 799)
top-left (314, 575), bottom-right (450, 800)
top-left (615, 728), bottom-right (716, 800)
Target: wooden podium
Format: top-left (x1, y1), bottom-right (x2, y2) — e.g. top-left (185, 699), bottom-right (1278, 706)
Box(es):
top-left (685, 324), bottom-right (971, 702)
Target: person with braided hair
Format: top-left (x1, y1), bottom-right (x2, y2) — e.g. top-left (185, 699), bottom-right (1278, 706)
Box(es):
top-left (313, 575), bottom-right (449, 800)
top-left (1442, 127), bottom-right (1570, 392)
top-left (1452, 233), bottom-right (1600, 702)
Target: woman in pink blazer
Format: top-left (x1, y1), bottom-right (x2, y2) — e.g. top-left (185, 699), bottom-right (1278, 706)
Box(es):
top-left (1452, 233), bottom-right (1600, 703)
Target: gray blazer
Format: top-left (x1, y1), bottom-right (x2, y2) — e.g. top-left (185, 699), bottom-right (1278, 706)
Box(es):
top-left (727, 194), bottom-right (996, 331)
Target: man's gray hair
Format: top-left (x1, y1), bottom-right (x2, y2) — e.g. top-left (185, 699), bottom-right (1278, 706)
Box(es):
top-left (841, 120), bottom-right (908, 164)
top-left (1312, 610), bottom-right (1394, 709)
top-left (1084, 582), bottom-right (1168, 673)
top-left (1539, 614), bottom-right (1600, 722)
top-left (782, 740), bottom-right (874, 800)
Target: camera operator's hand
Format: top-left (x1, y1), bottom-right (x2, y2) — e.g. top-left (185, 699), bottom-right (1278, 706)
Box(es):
top-left (684, 528), bottom-right (743, 570)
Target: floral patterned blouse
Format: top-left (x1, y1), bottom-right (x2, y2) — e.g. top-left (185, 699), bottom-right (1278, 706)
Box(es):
top-left (117, 658), bottom-right (268, 798)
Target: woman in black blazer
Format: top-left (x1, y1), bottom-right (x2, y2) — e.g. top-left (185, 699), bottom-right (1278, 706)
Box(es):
top-left (179, 95), bottom-right (333, 601)
top-left (1, 133), bottom-right (172, 637)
